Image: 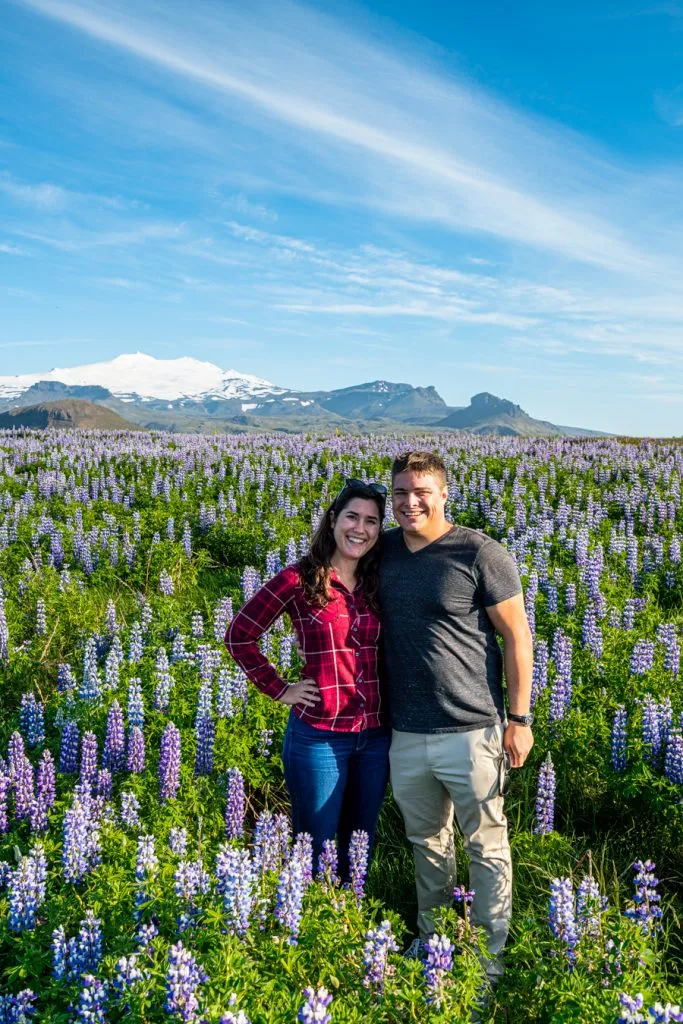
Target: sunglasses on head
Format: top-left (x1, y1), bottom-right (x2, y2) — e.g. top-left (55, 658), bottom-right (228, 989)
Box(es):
top-left (334, 478), bottom-right (388, 504)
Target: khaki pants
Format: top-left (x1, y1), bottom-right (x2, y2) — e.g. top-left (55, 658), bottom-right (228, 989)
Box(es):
top-left (389, 724), bottom-right (511, 975)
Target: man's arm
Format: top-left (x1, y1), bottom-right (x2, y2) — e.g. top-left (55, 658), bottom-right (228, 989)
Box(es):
top-left (486, 592), bottom-right (534, 769)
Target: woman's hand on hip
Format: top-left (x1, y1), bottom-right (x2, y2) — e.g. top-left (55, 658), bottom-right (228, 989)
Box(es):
top-left (278, 679), bottom-right (322, 709)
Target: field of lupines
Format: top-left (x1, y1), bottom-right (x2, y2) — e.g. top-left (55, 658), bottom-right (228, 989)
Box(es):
top-left (0, 428), bottom-right (682, 1023)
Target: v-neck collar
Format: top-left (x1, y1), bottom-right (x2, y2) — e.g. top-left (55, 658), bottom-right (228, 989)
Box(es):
top-left (400, 524), bottom-right (457, 556)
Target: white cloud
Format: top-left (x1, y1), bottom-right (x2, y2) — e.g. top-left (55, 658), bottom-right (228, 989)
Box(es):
top-left (0, 174), bottom-right (67, 210)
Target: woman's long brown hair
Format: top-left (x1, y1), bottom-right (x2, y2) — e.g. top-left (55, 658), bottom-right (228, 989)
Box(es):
top-left (298, 488), bottom-right (384, 614)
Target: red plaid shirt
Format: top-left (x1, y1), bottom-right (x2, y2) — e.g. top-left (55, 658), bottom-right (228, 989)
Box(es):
top-left (224, 565), bottom-right (386, 732)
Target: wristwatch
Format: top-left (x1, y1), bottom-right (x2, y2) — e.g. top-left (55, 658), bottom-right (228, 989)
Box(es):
top-left (508, 712), bottom-right (534, 727)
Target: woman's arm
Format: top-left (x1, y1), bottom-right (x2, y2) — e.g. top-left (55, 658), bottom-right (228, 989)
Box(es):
top-left (225, 570), bottom-right (297, 701)
top-left (225, 568), bottom-right (321, 709)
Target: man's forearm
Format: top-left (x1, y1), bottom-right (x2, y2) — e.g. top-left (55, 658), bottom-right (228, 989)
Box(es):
top-left (503, 633), bottom-right (533, 715)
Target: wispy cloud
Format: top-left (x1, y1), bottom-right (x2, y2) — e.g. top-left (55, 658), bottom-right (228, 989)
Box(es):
top-left (655, 86), bottom-right (683, 126)
top-left (0, 174), bottom-right (67, 210)
top-left (16, 0), bottom-right (666, 273)
top-left (0, 242), bottom-right (28, 255)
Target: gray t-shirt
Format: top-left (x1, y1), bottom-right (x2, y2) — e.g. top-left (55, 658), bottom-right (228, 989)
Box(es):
top-left (378, 525), bottom-right (522, 733)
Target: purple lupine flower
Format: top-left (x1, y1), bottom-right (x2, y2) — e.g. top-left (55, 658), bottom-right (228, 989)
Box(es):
top-left (159, 570), bottom-right (174, 596)
top-left (164, 941), bottom-right (207, 1021)
top-left (531, 640), bottom-right (549, 707)
top-left (576, 875), bottom-right (608, 939)
top-left (127, 677), bottom-right (145, 730)
top-left (256, 729), bottom-right (274, 758)
top-left (80, 637), bottom-right (102, 703)
top-left (0, 989), bottom-right (37, 1022)
top-left (641, 695), bottom-right (664, 763)
top-left (59, 721), bottom-right (80, 774)
top-left (120, 791), bottom-right (141, 829)
top-left (292, 832), bottom-right (314, 886)
top-left (194, 715), bottom-right (215, 777)
top-left (135, 920), bottom-right (159, 955)
top-left (68, 910), bottom-right (104, 978)
top-left (225, 768), bottom-right (245, 839)
top-left (534, 754), bottom-right (556, 835)
top-left (75, 975), bottom-right (108, 1024)
top-left (612, 706), bottom-right (628, 772)
top-left (656, 624), bottom-right (680, 676)
top-left (582, 605), bottom-right (603, 660)
top-left (298, 988), bottom-right (333, 1024)
top-left (548, 877), bottom-right (579, 967)
top-left (20, 693), bottom-right (44, 748)
top-left (191, 611), bottom-right (204, 639)
top-left (80, 732), bottom-right (98, 787)
top-left (105, 599), bottom-right (118, 637)
top-left (7, 843), bottom-right (47, 933)
top-left (215, 845), bottom-right (255, 938)
top-left (52, 925), bottom-right (69, 980)
top-left (453, 885), bottom-right (476, 912)
top-left (62, 789), bottom-right (101, 882)
top-left (169, 828), bottom-right (188, 857)
top-left (113, 954), bottom-right (145, 1001)
top-left (128, 621), bottom-right (144, 664)
top-left (127, 727), bottom-right (146, 774)
top-left (0, 591), bottom-right (9, 663)
top-left (12, 747), bottom-right (35, 822)
top-left (136, 835), bottom-right (158, 886)
top-left (625, 859), bottom-right (663, 935)
top-left (221, 1012), bottom-right (251, 1024)
top-left (103, 701), bottom-right (125, 774)
top-left (96, 769), bottom-right (112, 802)
top-left (159, 722), bottom-right (182, 802)
top-left (213, 596), bottom-right (233, 644)
top-left (275, 855), bottom-right (305, 945)
top-left (216, 669), bottom-right (235, 719)
top-left (274, 813), bottom-right (291, 865)
top-left (252, 810), bottom-right (278, 873)
top-left (317, 840), bottom-right (340, 887)
top-left (0, 771), bottom-right (9, 834)
top-left (664, 730), bottom-right (683, 785)
top-left (630, 640), bottom-right (655, 676)
top-left (362, 920), bottom-right (399, 997)
top-left (174, 857), bottom-right (211, 930)
top-left (30, 750), bottom-right (56, 834)
top-left (349, 829), bottom-right (370, 904)
top-left (622, 599), bottom-right (637, 630)
top-left (104, 649), bottom-right (120, 691)
top-left (422, 934), bottom-right (454, 1009)
top-left (154, 647), bottom-right (173, 712)
top-left (58, 663), bottom-right (77, 697)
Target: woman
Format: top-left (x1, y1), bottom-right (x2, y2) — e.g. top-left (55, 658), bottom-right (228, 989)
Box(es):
top-left (225, 479), bottom-right (389, 881)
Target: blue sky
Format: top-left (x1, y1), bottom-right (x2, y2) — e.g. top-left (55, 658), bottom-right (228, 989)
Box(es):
top-left (2, 0), bottom-right (683, 434)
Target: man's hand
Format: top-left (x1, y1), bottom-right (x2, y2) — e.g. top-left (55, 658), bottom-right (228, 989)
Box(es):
top-left (503, 722), bottom-right (534, 768)
top-left (278, 678), bottom-right (321, 709)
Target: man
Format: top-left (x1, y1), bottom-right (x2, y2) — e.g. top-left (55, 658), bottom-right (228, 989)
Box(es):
top-left (379, 450), bottom-right (534, 979)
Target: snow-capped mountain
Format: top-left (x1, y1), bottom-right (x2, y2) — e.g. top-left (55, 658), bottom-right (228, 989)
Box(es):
top-left (0, 352), bottom-right (290, 407)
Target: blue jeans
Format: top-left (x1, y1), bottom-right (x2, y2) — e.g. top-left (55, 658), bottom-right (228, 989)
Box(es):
top-left (282, 712), bottom-right (391, 882)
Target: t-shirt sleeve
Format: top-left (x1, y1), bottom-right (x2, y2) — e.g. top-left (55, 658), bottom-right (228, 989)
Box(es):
top-left (473, 539), bottom-right (523, 607)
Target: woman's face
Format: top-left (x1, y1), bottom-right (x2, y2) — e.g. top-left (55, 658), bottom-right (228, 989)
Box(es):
top-left (331, 496), bottom-right (381, 562)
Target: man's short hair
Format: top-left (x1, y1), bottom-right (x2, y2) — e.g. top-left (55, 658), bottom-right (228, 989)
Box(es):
top-left (391, 450), bottom-right (447, 487)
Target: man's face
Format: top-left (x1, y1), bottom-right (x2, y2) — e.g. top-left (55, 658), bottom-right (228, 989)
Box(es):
top-left (391, 470), bottom-right (448, 536)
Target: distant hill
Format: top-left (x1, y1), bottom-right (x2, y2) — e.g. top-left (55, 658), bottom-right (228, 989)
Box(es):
top-left (0, 399), bottom-right (138, 431)
top-left (0, 353), bottom-right (605, 435)
top-left (308, 380), bottom-right (452, 423)
top-left (436, 392), bottom-right (603, 437)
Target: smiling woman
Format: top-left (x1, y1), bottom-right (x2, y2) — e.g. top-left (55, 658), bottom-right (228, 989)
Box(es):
top-left (225, 479), bottom-right (390, 883)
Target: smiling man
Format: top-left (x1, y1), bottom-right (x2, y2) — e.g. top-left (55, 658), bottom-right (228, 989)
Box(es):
top-left (379, 450), bottom-right (533, 981)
